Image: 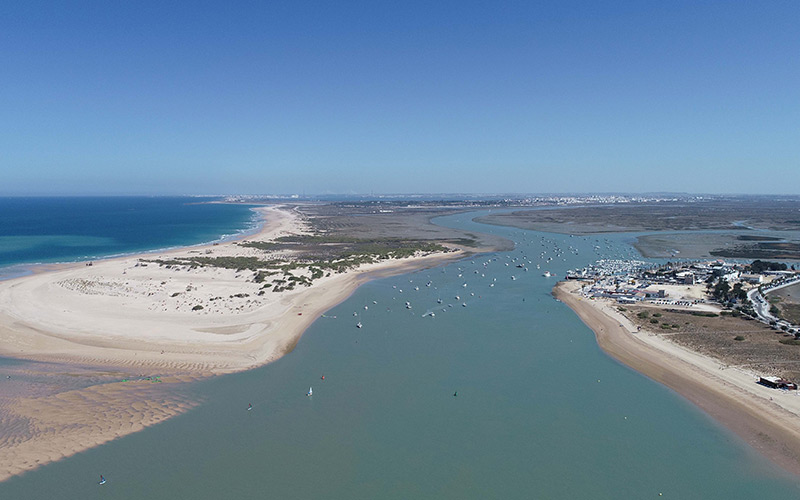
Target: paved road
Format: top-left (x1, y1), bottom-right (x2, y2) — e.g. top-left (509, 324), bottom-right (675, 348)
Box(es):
top-left (748, 276), bottom-right (800, 328)
top-left (747, 288), bottom-right (777, 324)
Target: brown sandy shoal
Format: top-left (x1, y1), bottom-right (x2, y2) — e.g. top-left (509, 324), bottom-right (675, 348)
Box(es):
top-left (555, 280), bottom-right (800, 476)
top-left (0, 372), bottom-right (200, 482)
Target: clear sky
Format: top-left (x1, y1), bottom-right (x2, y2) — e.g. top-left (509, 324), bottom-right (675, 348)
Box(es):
top-left (1, 1), bottom-right (798, 195)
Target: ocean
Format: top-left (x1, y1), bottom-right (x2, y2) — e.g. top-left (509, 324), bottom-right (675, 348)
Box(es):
top-left (0, 197), bottom-right (257, 279)
top-left (1, 205), bottom-right (799, 499)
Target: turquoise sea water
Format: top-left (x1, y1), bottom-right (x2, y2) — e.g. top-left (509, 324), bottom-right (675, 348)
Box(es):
top-left (2, 209), bottom-right (800, 499)
top-left (0, 197), bottom-right (257, 279)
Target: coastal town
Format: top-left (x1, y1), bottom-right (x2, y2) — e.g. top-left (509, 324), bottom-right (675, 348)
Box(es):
top-left (567, 258), bottom-right (800, 388)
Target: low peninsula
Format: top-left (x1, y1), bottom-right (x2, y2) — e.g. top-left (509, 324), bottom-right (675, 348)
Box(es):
top-left (0, 203), bottom-right (507, 482)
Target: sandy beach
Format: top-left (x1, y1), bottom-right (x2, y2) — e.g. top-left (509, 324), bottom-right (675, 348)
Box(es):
top-left (0, 205), bottom-right (467, 481)
top-left (555, 279), bottom-right (800, 476)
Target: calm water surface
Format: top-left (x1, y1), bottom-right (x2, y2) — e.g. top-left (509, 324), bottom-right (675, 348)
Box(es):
top-left (2, 211), bottom-right (799, 499)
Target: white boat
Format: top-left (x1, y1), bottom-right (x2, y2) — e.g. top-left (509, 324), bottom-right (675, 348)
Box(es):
top-left (543, 271), bottom-right (552, 277)
top-left (356, 322), bottom-right (362, 328)
top-left (99, 475), bottom-right (106, 485)
top-left (307, 387), bottom-right (313, 397)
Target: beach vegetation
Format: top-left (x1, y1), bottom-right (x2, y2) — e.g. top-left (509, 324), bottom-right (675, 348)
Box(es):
top-left (734, 335), bottom-right (746, 341)
top-left (691, 311), bottom-right (718, 317)
top-left (256, 234), bottom-right (449, 261)
top-left (237, 241), bottom-right (279, 250)
top-left (142, 234), bottom-right (450, 295)
top-left (447, 238), bottom-right (478, 247)
top-left (192, 305), bottom-right (204, 311)
top-left (637, 311), bottom-right (649, 319)
top-left (253, 270), bottom-right (278, 283)
top-left (650, 318), bottom-right (659, 324)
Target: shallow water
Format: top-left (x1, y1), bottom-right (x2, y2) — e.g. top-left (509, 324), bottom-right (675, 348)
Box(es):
top-left (2, 211), bottom-right (800, 499)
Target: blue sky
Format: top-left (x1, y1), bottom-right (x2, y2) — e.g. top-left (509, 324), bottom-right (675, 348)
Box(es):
top-left (1, 1), bottom-right (797, 195)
